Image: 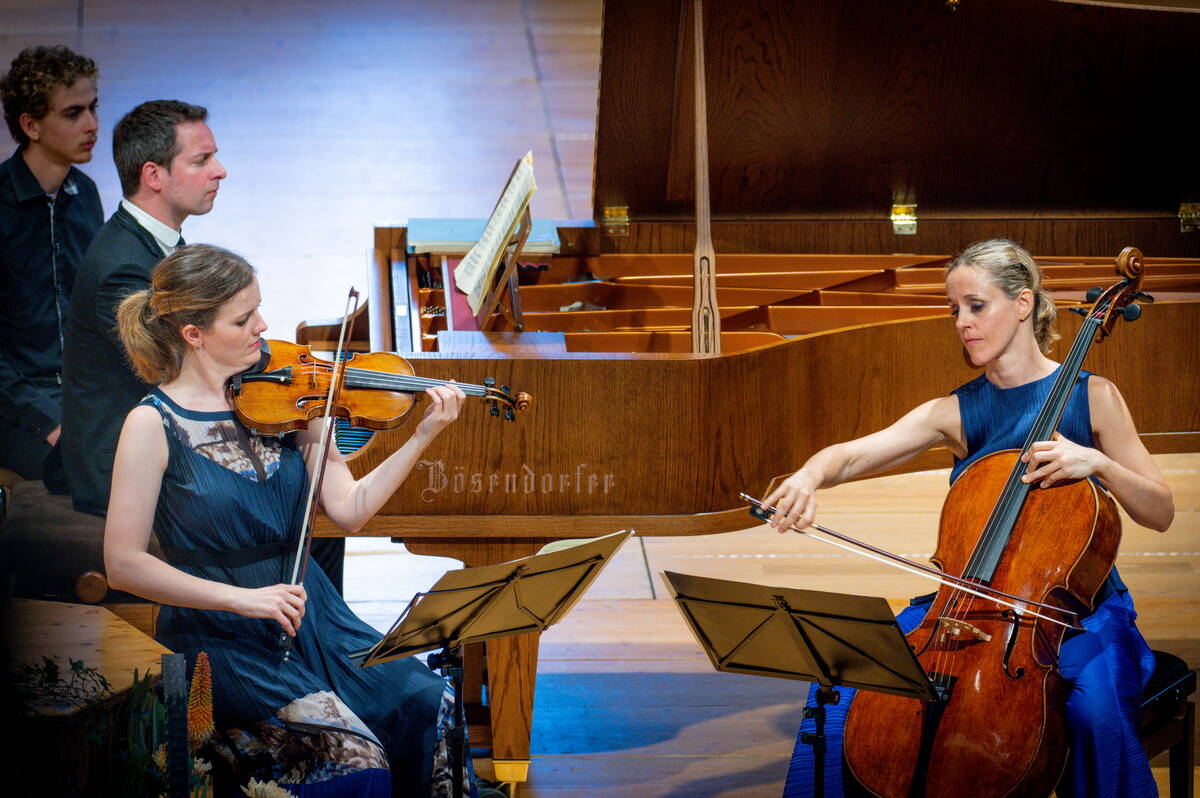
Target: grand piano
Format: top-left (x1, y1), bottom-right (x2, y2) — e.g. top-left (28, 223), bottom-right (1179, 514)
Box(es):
top-left (304, 0), bottom-right (1200, 786)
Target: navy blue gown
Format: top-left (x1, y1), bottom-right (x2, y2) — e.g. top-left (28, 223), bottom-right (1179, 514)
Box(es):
top-left (142, 389), bottom-right (455, 796)
top-left (783, 368), bottom-right (1158, 798)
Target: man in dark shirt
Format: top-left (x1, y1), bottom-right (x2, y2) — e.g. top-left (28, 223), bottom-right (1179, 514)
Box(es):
top-left (62, 100), bottom-right (225, 516)
top-left (0, 46), bottom-right (103, 488)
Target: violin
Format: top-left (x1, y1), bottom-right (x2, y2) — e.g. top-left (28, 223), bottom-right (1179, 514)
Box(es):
top-left (229, 338), bottom-right (532, 435)
top-left (233, 289), bottom-right (530, 662)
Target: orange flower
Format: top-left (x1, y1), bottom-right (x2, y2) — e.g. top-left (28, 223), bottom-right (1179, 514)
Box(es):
top-left (187, 651), bottom-right (215, 749)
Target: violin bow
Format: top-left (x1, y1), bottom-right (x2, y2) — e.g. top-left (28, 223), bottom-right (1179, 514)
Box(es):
top-left (279, 287), bottom-right (360, 659)
top-left (740, 493), bottom-right (1079, 630)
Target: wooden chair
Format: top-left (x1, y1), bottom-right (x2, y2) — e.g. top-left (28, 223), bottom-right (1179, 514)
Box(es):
top-left (1141, 650), bottom-right (1196, 798)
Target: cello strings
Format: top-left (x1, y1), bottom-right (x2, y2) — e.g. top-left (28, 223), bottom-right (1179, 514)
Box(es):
top-left (942, 299), bottom-right (1106, 663)
top-left (961, 298), bottom-right (1102, 581)
top-left (961, 304), bottom-right (1100, 581)
top-left (948, 316), bottom-right (1094, 636)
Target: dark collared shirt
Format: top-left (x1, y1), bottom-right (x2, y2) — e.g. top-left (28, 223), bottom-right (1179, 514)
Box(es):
top-left (0, 148), bottom-right (103, 438)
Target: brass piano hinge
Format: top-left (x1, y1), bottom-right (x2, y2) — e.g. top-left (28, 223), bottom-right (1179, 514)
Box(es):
top-left (891, 204), bottom-right (918, 236)
top-left (1180, 202), bottom-right (1199, 233)
top-left (603, 206), bottom-right (630, 238)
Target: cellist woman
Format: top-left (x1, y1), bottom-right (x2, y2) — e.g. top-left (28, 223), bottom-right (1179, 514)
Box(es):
top-left (103, 244), bottom-right (470, 796)
top-left (765, 239), bottom-right (1173, 798)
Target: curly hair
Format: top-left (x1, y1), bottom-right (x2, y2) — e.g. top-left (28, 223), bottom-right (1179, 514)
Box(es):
top-left (0, 45), bottom-right (98, 147)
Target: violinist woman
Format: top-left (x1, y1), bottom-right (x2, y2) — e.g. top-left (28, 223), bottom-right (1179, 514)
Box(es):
top-left (104, 244), bottom-right (468, 797)
top-left (765, 239), bottom-right (1173, 798)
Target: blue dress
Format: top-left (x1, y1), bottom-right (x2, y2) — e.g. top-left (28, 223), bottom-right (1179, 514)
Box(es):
top-left (783, 368), bottom-right (1158, 798)
top-left (142, 389), bottom-right (457, 797)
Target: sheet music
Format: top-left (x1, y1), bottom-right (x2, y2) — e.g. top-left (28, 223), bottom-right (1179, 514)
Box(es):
top-left (455, 151), bottom-right (537, 314)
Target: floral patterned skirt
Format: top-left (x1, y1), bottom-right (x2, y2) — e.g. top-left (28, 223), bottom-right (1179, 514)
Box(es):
top-left (206, 686), bottom-right (469, 797)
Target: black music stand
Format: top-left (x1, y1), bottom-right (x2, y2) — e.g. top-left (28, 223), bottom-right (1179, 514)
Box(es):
top-left (349, 530), bottom-right (632, 798)
top-left (660, 570), bottom-right (939, 798)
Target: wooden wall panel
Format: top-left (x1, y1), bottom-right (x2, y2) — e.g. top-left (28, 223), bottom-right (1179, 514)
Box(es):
top-left (584, 221), bottom-right (1200, 258)
top-left (595, 0), bottom-right (1199, 243)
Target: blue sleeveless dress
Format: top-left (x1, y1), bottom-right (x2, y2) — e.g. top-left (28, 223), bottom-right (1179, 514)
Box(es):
top-left (142, 389), bottom-right (455, 797)
top-left (783, 367), bottom-right (1158, 798)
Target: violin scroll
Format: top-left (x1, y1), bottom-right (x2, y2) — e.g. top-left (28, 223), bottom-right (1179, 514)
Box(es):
top-left (482, 377), bottom-right (533, 421)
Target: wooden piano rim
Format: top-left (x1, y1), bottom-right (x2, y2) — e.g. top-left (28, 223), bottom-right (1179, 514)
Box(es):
top-left (312, 504), bottom-right (754, 538)
top-left (314, 428), bottom-right (1198, 539)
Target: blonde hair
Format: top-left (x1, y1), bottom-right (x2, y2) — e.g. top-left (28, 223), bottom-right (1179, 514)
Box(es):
top-left (117, 244), bottom-right (256, 384)
top-left (947, 238), bottom-right (1058, 353)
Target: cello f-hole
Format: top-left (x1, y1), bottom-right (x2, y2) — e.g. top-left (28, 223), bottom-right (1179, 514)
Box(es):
top-left (1001, 609), bottom-right (1027, 680)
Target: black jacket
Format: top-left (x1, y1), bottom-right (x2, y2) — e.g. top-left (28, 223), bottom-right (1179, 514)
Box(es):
top-left (0, 149), bottom-right (103, 439)
top-left (61, 205), bottom-right (164, 515)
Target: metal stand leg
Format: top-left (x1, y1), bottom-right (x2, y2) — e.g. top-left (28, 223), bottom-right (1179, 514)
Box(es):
top-left (800, 684), bottom-right (841, 798)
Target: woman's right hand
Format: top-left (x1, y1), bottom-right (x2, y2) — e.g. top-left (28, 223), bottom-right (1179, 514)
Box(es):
top-left (762, 468), bottom-right (819, 533)
top-left (231, 583), bottom-right (308, 637)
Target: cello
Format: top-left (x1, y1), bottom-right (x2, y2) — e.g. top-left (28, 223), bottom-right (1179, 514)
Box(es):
top-left (837, 248), bottom-right (1153, 796)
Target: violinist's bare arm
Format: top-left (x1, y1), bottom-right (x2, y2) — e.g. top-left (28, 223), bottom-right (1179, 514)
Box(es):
top-left (763, 395), bottom-right (964, 532)
top-left (306, 383), bottom-right (467, 533)
top-left (105, 406), bottom-right (307, 636)
top-left (1021, 377), bottom-right (1173, 531)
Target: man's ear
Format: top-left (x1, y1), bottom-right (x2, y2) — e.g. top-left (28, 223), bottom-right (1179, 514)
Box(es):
top-left (140, 161), bottom-right (165, 192)
top-left (18, 112), bottom-right (41, 143)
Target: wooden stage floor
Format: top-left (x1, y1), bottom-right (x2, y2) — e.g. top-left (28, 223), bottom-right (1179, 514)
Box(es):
top-left (347, 453), bottom-right (1199, 797)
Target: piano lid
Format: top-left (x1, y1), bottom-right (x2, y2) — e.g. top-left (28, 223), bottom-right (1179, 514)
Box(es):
top-left (593, 0), bottom-right (1198, 227)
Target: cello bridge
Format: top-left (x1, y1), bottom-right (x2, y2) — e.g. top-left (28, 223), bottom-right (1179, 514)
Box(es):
top-left (937, 616), bottom-right (992, 643)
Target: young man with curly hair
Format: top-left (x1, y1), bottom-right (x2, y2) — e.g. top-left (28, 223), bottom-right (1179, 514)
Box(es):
top-left (0, 45), bottom-right (103, 488)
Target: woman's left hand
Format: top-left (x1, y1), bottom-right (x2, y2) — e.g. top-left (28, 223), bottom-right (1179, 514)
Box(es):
top-left (414, 382), bottom-right (467, 441)
top-left (1020, 432), bottom-right (1108, 488)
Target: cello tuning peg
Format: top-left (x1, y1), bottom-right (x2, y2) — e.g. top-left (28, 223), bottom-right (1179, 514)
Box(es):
top-left (1085, 286), bottom-right (1103, 303)
top-left (1122, 303), bottom-right (1142, 322)
top-left (1067, 307), bottom-right (1088, 316)
top-left (490, 404), bottom-right (500, 417)
top-left (501, 385), bottom-right (510, 395)
top-left (484, 377), bottom-right (495, 388)
top-left (505, 407), bottom-right (515, 421)
top-left (1135, 291), bottom-right (1155, 303)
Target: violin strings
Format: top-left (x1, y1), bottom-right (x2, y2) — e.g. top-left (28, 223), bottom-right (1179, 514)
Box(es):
top-left (284, 365), bottom-right (498, 395)
top-left (289, 364), bottom-right (490, 392)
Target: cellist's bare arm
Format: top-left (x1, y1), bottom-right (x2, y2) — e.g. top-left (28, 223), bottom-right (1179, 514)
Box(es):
top-left (763, 395), bottom-right (964, 532)
top-left (1021, 377), bottom-right (1172, 531)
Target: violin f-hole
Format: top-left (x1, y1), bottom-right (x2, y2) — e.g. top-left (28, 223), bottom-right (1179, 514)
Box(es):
top-left (296, 395), bottom-right (326, 412)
